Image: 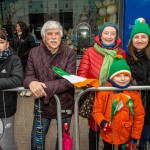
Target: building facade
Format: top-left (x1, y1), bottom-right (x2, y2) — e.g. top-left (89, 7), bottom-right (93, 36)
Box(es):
top-left (0, 0), bottom-right (120, 53)
top-left (1, 0), bottom-right (150, 52)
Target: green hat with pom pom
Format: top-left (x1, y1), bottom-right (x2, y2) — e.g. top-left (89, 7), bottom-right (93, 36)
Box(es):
top-left (109, 55), bottom-right (131, 79)
top-left (130, 18), bottom-right (150, 40)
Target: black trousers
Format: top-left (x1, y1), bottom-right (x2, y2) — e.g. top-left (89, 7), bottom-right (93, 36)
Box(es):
top-left (89, 127), bottom-right (100, 150)
top-left (103, 140), bottom-right (123, 150)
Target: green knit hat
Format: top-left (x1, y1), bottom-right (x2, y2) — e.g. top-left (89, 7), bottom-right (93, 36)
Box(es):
top-left (130, 18), bottom-right (150, 40)
top-left (109, 55), bottom-right (131, 79)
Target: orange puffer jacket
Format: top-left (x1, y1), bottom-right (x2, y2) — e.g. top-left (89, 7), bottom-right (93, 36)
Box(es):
top-left (77, 35), bottom-right (126, 131)
top-left (92, 86), bottom-right (145, 145)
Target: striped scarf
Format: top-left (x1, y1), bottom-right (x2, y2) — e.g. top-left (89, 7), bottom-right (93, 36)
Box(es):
top-left (0, 48), bottom-right (11, 61)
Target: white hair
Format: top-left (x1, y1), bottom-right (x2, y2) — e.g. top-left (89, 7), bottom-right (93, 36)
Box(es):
top-left (41, 20), bottom-right (63, 38)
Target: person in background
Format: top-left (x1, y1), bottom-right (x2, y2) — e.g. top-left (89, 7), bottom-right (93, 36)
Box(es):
top-left (65, 38), bottom-right (77, 51)
top-left (11, 21), bottom-right (37, 96)
top-left (0, 28), bottom-right (23, 149)
top-left (23, 20), bottom-right (76, 150)
top-left (77, 22), bottom-right (126, 150)
top-left (126, 17), bottom-right (150, 150)
top-left (92, 56), bottom-right (145, 150)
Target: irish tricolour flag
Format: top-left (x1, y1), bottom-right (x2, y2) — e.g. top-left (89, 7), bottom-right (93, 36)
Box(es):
top-left (53, 67), bottom-right (99, 88)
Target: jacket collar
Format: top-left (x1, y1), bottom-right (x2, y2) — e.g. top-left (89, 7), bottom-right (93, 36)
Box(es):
top-left (41, 41), bottom-right (64, 55)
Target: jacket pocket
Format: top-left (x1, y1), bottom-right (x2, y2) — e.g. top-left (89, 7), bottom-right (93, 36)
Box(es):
top-left (119, 121), bottom-right (132, 141)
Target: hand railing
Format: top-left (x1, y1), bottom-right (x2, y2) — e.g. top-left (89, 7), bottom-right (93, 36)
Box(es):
top-left (3, 87), bottom-right (63, 150)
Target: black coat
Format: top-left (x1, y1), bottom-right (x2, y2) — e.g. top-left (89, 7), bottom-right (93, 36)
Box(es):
top-left (126, 51), bottom-right (150, 124)
top-left (0, 50), bottom-right (24, 118)
top-left (11, 33), bottom-right (37, 71)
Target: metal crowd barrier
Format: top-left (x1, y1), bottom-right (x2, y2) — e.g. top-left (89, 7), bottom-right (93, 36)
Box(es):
top-left (3, 86), bottom-right (150, 150)
top-left (3, 87), bottom-right (63, 150)
top-left (74, 86), bottom-right (150, 150)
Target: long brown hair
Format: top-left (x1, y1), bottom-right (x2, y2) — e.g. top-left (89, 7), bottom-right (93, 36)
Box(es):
top-left (16, 21), bottom-right (29, 38)
top-left (128, 39), bottom-right (150, 61)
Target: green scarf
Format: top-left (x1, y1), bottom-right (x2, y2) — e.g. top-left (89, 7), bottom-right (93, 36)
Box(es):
top-left (94, 43), bottom-right (118, 85)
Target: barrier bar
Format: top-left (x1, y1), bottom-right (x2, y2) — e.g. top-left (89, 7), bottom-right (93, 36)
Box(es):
top-left (3, 87), bottom-right (63, 150)
top-left (75, 86), bottom-right (150, 150)
top-left (53, 94), bottom-right (62, 150)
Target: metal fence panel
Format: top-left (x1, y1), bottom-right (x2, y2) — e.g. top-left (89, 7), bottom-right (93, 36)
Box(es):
top-left (74, 86), bottom-right (150, 150)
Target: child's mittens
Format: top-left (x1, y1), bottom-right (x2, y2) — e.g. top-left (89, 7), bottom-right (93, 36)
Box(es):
top-left (125, 139), bottom-right (137, 150)
top-left (103, 122), bottom-right (112, 133)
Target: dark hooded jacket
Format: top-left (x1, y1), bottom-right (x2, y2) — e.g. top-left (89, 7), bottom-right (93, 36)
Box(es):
top-left (126, 50), bottom-right (150, 124)
top-left (11, 33), bottom-right (37, 71)
top-left (0, 49), bottom-right (24, 118)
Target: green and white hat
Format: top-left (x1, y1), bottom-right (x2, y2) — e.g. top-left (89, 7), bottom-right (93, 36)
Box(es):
top-left (130, 18), bottom-right (150, 40)
top-left (109, 55), bottom-right (131, 79)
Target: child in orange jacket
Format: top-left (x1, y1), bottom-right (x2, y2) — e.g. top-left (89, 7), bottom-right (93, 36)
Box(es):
top-left (92, 56), bottom-right (145, 150)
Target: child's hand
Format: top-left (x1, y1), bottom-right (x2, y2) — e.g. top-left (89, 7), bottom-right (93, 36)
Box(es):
top-left (103, 122), bottom-right (112, 133)
top-left (126, 140), bottom-right (137, 150)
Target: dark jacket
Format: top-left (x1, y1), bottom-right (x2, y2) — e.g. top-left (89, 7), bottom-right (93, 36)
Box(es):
top-left (0, 49), bottom-right (24, 118)
top-left (24, 43), bottom-right (76, 119)
top-left (126, 51), bottom-right (150, 124)
top-left (11, 33), bottom-right (37, 71)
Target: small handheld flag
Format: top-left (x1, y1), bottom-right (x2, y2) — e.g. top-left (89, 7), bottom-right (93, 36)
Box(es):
top-left (53, 67), bottom-right (100, 88)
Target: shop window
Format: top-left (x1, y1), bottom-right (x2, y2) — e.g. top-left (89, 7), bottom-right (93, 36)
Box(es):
top-left (76, 22), bottom-right (91, 54)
